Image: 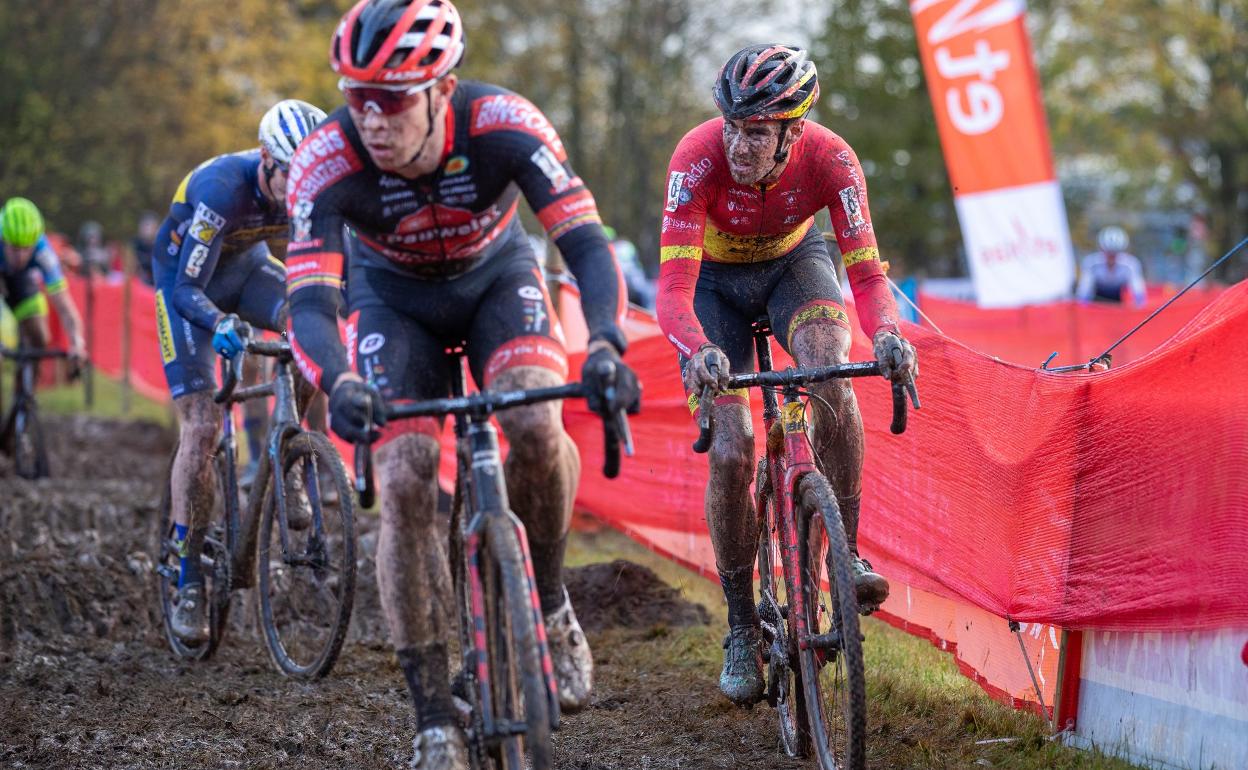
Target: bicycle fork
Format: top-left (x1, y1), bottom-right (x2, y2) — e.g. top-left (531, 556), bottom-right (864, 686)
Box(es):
top-left (461, 420), bottom-right (561, 738)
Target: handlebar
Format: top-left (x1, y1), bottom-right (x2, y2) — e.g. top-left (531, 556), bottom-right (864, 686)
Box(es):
top-left (0, 346), bottom-right (72, 361)
top-left (692, 361), bottom-right (920, 453)
top-left (353, 379), bottom-right (634, 507)
top-left (213, 339), bottom-right (292, 404)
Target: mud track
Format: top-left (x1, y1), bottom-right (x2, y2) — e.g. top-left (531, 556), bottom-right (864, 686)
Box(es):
top-left (1, 416), bottom-right (808, 769)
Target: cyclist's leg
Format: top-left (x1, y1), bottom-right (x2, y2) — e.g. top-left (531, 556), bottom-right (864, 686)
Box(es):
top-left (464, 253), bottom-right (592, 708)
top-left (153, 259), bottom-right (224, 640)
top-left (351, 286), bottom-right (462, 739)
top-left (685, 263), bottom-right (766, 704)
top-left (769, 232), bottom-right (887, 608)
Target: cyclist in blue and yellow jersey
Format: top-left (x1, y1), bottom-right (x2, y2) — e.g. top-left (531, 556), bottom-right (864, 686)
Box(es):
top-left (152, 99), bottom-right (326, 644)
top-left (0, 197), bottom-right (86, 364)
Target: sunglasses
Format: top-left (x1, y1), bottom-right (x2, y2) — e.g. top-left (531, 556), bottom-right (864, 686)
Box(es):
top-left (338, 78), bottom-right (432, 116)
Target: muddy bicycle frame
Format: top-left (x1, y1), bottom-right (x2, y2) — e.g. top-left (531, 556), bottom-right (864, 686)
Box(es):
top-left (213, 339), bottom-right (320, 582)
top-left (1, 346), bottom-right (72, 478)
top-left (355, 350), bottom-right (628, 758)
top-left (693, 317), bottom-right (915, 668)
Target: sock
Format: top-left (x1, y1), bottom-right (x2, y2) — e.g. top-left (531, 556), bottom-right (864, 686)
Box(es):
top-left (174, 523), bottom-right (192, 588)
top-left (528, 534), bottom-right (567, 615)
top-left (719, 566), bottom-right (759, 629)
top-left (396, 644), bottom-right (456, 730)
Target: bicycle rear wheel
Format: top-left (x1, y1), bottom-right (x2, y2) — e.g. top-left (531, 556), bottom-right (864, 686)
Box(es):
top-left (257, 431), bottom-right (356, 679)
top-left (795, 472), bottom-right (867, 770)
top-left (756, 457), bottom-right (810, 758)
top-left (473, 513), bottom-right (552, 770)
top-left (152, 443), bottom-right (230, 660)
top-left (13, 400), bottom-right (49, 479)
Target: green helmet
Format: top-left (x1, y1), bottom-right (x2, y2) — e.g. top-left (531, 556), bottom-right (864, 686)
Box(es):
top-left (1, 197), bottom-right (45, 248)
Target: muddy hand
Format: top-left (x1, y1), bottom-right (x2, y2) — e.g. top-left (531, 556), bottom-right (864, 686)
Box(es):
top-left (873, 330), bottom-right (917, 384)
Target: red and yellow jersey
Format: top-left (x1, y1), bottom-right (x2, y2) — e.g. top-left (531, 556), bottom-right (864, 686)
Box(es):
top-left (657, 118), bottom-right (899, 355)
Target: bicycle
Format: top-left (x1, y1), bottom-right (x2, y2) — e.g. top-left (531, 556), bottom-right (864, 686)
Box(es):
top-left (152, 337), bottom-right (357, 678)
top-left (355, 348), bottom-right (632, 770)
top-left (691, 317), bottom-right (918, 770)
top-left (0, 346), bottom-right (72, 479)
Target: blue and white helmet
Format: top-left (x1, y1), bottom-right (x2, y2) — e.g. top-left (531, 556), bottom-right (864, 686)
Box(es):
top-left (259, 99), bottom-right (327, 168)
top-left (1097, 225), bottom-right (1129, 253)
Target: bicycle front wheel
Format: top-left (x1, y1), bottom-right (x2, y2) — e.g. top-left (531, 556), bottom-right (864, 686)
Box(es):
top-left (795, 471), bottom-right (867, 770)
top-left (756, 457), bottom-right (810, 758)
top-left (257, 431), bottom-right (356, 679)
top-left (476, 513), bottom-right (552, 770)
top-left (13, 400), bottom-right (49, 479)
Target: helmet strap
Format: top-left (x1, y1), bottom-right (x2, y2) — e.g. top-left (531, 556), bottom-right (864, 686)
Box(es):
top-left (772, 119), bottom-right (795, 164)
top-left (260, 159), bottom-right (280, 203)
top-left (402, 89), bottom-right (441, 170)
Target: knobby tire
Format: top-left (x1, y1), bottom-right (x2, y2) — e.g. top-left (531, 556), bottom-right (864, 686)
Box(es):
top-left (257, 431), bottom-right (356, 679)
top-left (796, 472), bottom-right (867, 770)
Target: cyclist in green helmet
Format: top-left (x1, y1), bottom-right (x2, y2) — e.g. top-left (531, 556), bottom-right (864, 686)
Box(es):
top-left (0, 198), bottom-right (86, 363)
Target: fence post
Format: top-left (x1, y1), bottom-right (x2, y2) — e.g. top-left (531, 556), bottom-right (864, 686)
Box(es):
top-left (122, 273), bottom-right (132, 416)
top-left (84, 266), bottom-right (95, 408)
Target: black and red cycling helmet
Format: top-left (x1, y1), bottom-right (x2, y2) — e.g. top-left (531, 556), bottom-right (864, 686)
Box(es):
top-left (331, 0), bottom-right (465, 85)
top-left (713, 44), bottom-right (820, 122)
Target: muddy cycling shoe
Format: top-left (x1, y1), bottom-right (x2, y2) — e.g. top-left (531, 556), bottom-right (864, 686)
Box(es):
top-left (544, 587), bottom-right (594, 712)
top-left (284, 470), bottom-right (313, 531)
top-left (719, 625), bottom-right (765, 706)
top-left (171, 583), bottom-right (210, 643)
top-left (409, 725), bottom-right (469, 770)
top-left (852, 556), bottom-right (890, 614)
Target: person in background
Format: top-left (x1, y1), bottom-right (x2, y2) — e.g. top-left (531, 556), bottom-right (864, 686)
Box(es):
top-left (132, 211), bottom-right (160, 286)
top-left (604, 225), bottom-right (655, 310)
top-left (0, 198), bottom-right (87, 364)
top-left (1077, 225), bottom-right (1146, 307)
top-left (78, 221), bottom-right (111, 277)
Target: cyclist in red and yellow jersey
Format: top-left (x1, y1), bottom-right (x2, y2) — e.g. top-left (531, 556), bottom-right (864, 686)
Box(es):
top-left (657, 44), bottom-right (917, 706)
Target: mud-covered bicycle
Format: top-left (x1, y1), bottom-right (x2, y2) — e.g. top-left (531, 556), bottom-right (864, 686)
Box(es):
top-left (152, 337), bottom-right (356, 678)
top-left (355, 348), bottom-right (632, 770)
top-left (692, 317), bottom-right (917, 770)
top-left (0, 346), bottom-right (73, 479)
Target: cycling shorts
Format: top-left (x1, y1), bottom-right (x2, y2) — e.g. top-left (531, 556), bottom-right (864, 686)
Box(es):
top-left (153, 242), bottom-right (288, 398)
top-left (346, 226), bottom-right (566, 446)
top-left (2, 270), bottom-right (48, 322)
top-left (678, 227), bottom-right (849, 414)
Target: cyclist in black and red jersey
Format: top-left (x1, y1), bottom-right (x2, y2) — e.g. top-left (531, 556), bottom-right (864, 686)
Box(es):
top-left (284, 1), bottom-right (638, 766)
top-left (657, 44), bottom-right (917, 707)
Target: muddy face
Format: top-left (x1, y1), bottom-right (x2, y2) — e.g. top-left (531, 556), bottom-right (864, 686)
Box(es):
top-left (722, 119), bottom-right (784, 185)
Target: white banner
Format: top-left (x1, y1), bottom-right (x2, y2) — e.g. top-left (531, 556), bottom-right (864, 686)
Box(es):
top-left (954, 181), bottom-right (1075, 308)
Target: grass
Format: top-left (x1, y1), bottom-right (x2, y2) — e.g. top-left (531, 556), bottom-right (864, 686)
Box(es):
top-left (25, 368), bottom-right (175, 427)
top-left (566, 520), bottom-right (1141, 770)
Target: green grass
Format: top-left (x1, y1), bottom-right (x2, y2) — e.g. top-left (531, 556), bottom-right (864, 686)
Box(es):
top-left (567, 521), bottom-right (1141, 770)
top-left (32, 369), bottom-right (175, 426)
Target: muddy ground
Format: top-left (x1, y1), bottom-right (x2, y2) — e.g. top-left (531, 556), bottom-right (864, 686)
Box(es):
top-left (0, 415), bottom-right (815, 770)
top-left (1, 415), bottom-right (1123, 770)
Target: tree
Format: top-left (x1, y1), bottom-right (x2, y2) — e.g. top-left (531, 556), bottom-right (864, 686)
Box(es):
top-left (1038, 0), bottom-right (1248, 279)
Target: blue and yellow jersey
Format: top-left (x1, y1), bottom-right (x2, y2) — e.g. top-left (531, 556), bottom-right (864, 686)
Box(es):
top-left (155, 149), bottom-right (288, 330)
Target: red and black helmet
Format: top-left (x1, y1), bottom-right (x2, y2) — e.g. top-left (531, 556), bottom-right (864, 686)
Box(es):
top-left (713, 44), bottom-right (820, 122)
top-left (331, 0), bottom-right (465, 85)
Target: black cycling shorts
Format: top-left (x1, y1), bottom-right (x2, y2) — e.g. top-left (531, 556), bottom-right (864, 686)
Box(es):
top-left (345, 225), bottom-right (566, 445)
top-left (153, 242), bottom-right (288, 398)
top-left (679, 227), bottom-right (851, 414)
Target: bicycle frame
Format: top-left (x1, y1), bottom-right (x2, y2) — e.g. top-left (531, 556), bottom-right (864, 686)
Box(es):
top-left (753, 331), bottom-right (823, 658)
top-left (444, 356), bottom-right (563, 740)
top-left (216, 343), bottom-right (317, 583)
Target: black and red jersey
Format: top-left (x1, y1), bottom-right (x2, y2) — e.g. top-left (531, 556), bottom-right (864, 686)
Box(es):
top-left (284, 80), bottom-right (625, 391)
